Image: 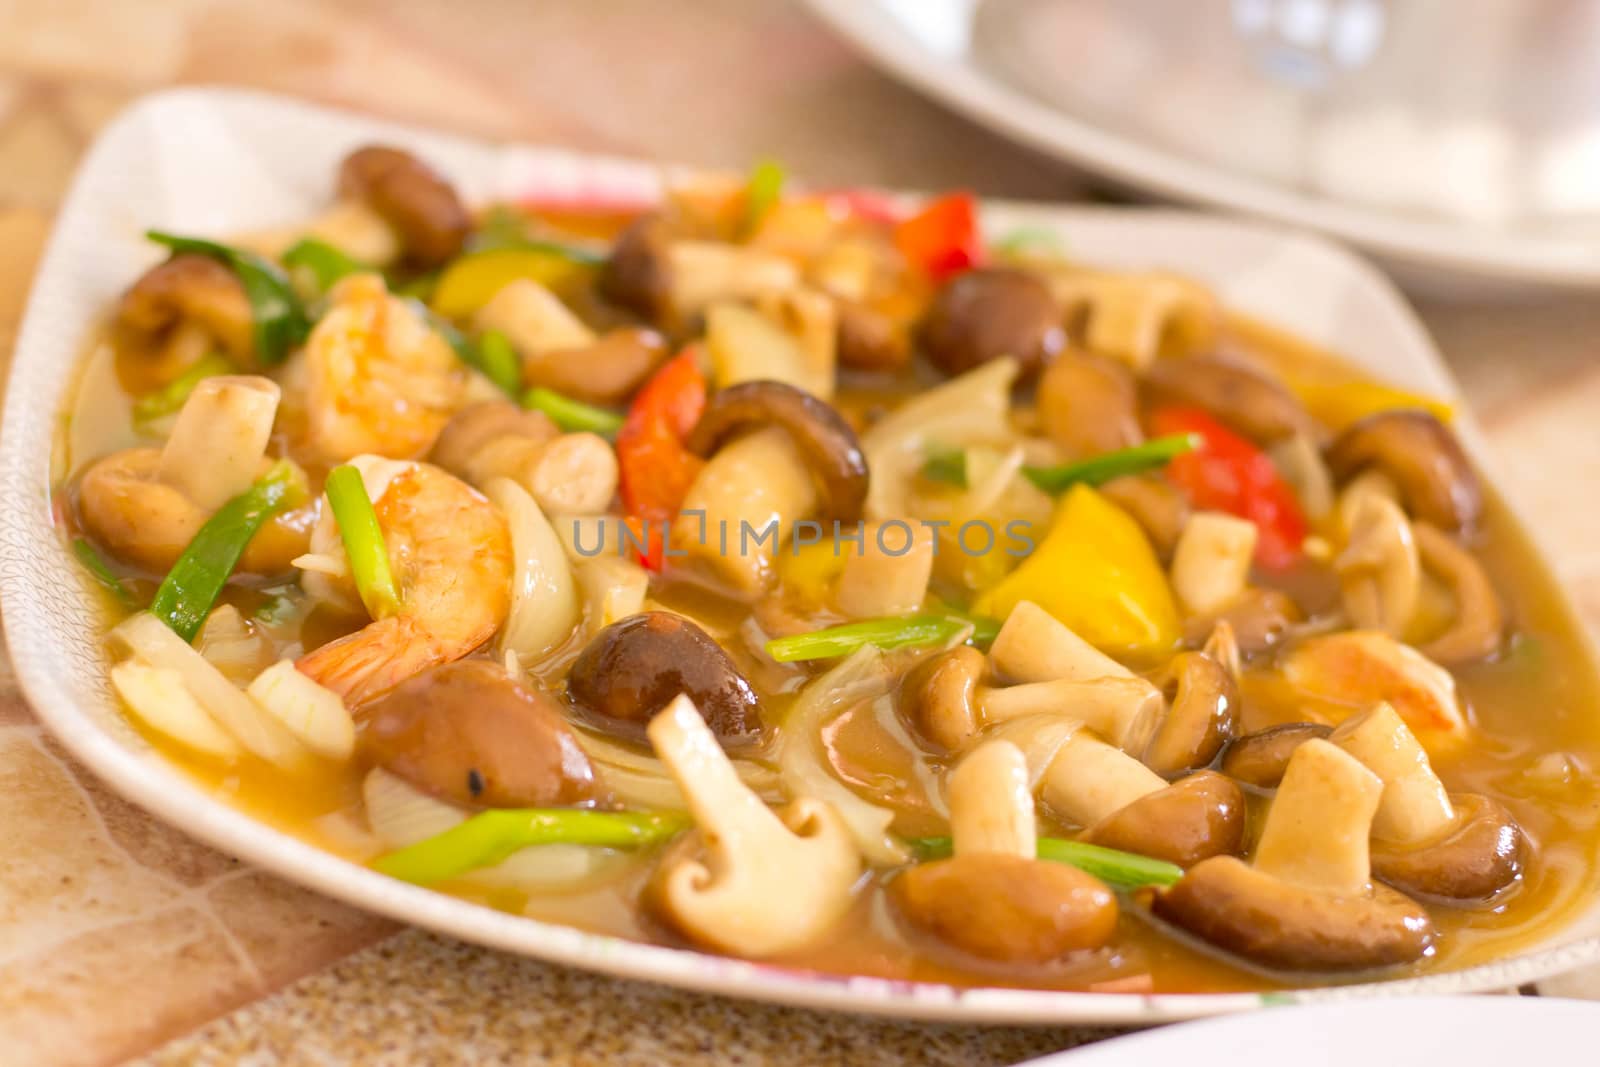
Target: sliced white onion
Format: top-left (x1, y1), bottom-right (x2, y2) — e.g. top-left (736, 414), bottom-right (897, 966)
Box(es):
top-left (778, 646), bottom-right (908, 865)
top-left (246, 660), bottom-right (355, 761)
top-left (110, 661), bottom-right (241, 761)
top-left (484, 477), bottom-right (580, 662)
top-left (574, 728), bottom-right (783, 811)
top-left (364, 766), bottom-right (466, 848)
top-left (111, 612), bottom-right (305, 768)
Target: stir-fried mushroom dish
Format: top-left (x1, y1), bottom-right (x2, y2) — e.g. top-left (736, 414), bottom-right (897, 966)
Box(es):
top-left (59, 149), bottom-right (1600, 993)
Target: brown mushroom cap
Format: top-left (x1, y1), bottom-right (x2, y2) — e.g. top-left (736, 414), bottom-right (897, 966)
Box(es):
top-left (1142, 355), bottom-right (1314, 446)
top-left (1220, 723), bottom-right (1333, 790)
top-left (836, 299), bottom-right (911, 371)
top-left (1143, 652), bottom-right (1238, 776)
top-left (686, 380), bottom-right (870, 522)
top-left (599, 213), bottom-right (673, 325)
top-left (1372, 793), bottom-right (1525, 903)
top-left (892, 853), bottom-right (1118, 964)
top-left (1326, 411), bottom-right (1483, 533)
top-left (337, 146), bottom-right (470, 268)
top-left (1152, 854), bottom-right (1436, 971)
top-left (1081, 771), bottom-right (1246, 867)
top-left (566, 611), bottom-right (763, 749)
top-left (919, 268), bottom-right (1065, 377)
top-left (1100, 473), bottom-right (1191, 559)
top-left (1182, 587), bottom-right (1304, 658)
top-left (1037, 349), bottom-right (1142, 457)
top-left (429, 400), bottom-right (559, 478)
top-left (114, 254), bottom-right (256, 378)
top-left (361, 659), bottom-right (605, 808)
top-left (524, 327), bottom-right (667, 406)
top-left (905, 645), bottom-right (985, 752)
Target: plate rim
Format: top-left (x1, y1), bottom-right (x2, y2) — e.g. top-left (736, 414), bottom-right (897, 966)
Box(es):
top-left (3, 84), bottom-right (1600, 1026)
top-left (803, 0), bottom-right (1600, 288)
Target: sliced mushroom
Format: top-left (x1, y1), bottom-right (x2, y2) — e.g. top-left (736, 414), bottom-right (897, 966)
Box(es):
top-left (1154, 739), bottom-right (1436, 971)
top-left (893, 740), bottom-right (1118, 963)
top-left (1326, 411), bottom-right (1482, 534)
top-left (1099, 474), bottom-right (1190, 559)
top-left (360, 659), bottom-right (605, 809)
top-left (113, 254), bottom-right (256, 379)
top-left (686, 380), bottom-right (869, 522)
top-left (1281, 631), bottom-right (1467, 737)
top-left (1037, 728), bottom-right (1245, 866)
top-left (1336, 492), bottom-right (1421, 636)
top-left (1330, 703), bottom-right (1524, 901)
top-left (905, 646), bottom-right (985, 752)
top-left (1036, 349), bottom-right (1141, 457)
top-left (1170, 512), bottom-right (1257, 617)
top-left (919, 268), bottom-right (1065, 377)
top-left (1142, 355), bottom-right (1314, 445)
top-left (567, 612), bottom-right (763, 750)
top-left (647, 693), bottom-right (861, 957)
top-left (1413, 522), bottom-right (1504, 664)
top-left (337, 145), bottom-right (470, 267)
top-left (1219, 723), bottom-right (1332, 789)
top-left (1142, 650), bottom-right (1238, 776)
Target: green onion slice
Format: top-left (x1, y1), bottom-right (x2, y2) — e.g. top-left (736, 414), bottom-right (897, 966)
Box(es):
top-left (323, 464), bottom-right (401, 621)
top-left (407, 300), bottom-right (520, 398)
top-left (522, 386), bottom-right (625, 438)
top-left (474, 330), bottom-right (525, 397)
top-left (920, 445), bottom-right (968, 488)
top-left (130, 353), bottom-right (234, 424)
top-left (765, 614), bottom-right (976, 663)
top-left (742, 158), bottom-right (787, 236)
top-left (282, 237), bottom-right (366, 293)
top-left (148, 461), bottom-right (302, 641)
top-left (910, 836), bottom-right (1182, 892)
top-left (146, 231), bottom-right (310, 365)
top-left (373, 808), bottom-right (690, 885)
top-left (1023, 433), bottom-right (1200, 494)
top-left (72, 537), bottom-right (137, 609)
top-left (467, 207), bottom-right (607, 265)
top-left (993, 226), bottom-right (1065, 257)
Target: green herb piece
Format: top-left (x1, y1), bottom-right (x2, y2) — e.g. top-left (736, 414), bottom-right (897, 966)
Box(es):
top-left (920, 445), bottom-right (968, 488)
top-left (474, 330), bottom-right (525, 397)
top-left (373, 808), bottom-right (690, 885)
top-left (910, 836), bottom-right (1183, 892)
top-left (765, 614), bottom-right (975, 663)
top-left (323, 464), bottom-right (400, 621)
top-left (993, 226), bottom-right (1065, 257)
top-left (1023, 434), bottom-right (1200, 494)
top-left (282, 237), bottom-right (366, 292)
top-left (522, 386), bottom-right (625, 438)
top-left (742, 158), bottom-right (787, 236)
top-left (72, 538), bottom-right (137, 609)
top-left (148, 462), bottom-right (301, 641)
top-left (146, 231), bottom-right (310, 365)
top-left (130, 354), bottom-right (234, 424)
top-left (468, 207), bottom-right (607, 265)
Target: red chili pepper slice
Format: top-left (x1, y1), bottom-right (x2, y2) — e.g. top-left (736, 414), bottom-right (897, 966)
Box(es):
top-left (616, 349), bottom-right (707, 570)
top-left (895, 192), bottom-right (982, 281)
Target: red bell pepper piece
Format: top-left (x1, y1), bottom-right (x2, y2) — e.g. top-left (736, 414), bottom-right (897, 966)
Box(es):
top-left (1149, 406), bottom-right (1308, 571)
top-left (895, 192), bottom-right (982, 281)
top-left (616, 349), bottom-right (707, 570)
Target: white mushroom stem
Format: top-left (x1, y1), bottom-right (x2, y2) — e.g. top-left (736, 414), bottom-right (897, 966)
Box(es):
top-left (1038, 729), bottom-right (1166, 828)
top-left (678, 427), bottom-right (818, 594)
top-left (1170, 512), bottom-right (1257, 616)
top-left (948, 740), bottom-right (1035, 859)
top-left (158, 375), bottom-right (280, 511)
top-left (670, 241), bottom-right (799, 318)
top-left (980, 676), bottom-right (1162, 753)
top-left (835, 520), bottom-right (934, 619)
top-left (647, 694), bottom-right (862, 958)
top-left (989, 601), bottom-right (1138, 684)
top-left (756, 286), bottom-right (837, 399)
top-left (474, 277), bottom-right (596, 356)
top-left (1336, 493), bottom-right (1420, 636)
top-left (1329, 702), bottom-right (1456, 845)
top-left (1252, 739), bottom-right (1383, 895)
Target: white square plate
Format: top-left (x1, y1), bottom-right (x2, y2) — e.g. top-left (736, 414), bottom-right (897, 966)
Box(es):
top-left (3, 87), bottom-right (1597, 1025)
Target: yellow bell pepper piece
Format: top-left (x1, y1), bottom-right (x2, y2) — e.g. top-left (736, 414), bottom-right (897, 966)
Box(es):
top-left (1294, 379), bottom-right (1455, 432)
top-left (430, 248), bottom-right (586, 320)
top-left (779, 539), bottom-right (847, 605)
top-left (974, 484), bottom-right (1180, 657)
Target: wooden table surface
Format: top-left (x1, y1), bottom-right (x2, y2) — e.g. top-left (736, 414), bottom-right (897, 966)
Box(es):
top-left (1, 2), bottom-right (1599, 1064)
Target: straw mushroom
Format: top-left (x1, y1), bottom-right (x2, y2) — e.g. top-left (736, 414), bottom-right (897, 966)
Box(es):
top-left (1142, 649), bottom-right (1238, 777)
top-left (1036, 349), bottom-right (1141, 457)
top-left (1142, 355), bottom-right (1314, 445)
top-left (1330, 703), bottom-right (1524, 902)
top-left (1183, 586), bottom-right (1303, 658)
top-left (567, 612), bottom-right (763, 750)
top-left (920, 268), bottom-right (1065, 377)
top-left (1220, 723), bottom-right (1332, 789)
top-left (1100, 474), bottom-right (1190, 559)
top-left (892, 740), bottom-right (1118, 963)
top-left (1413, 522), bottom-right (1504, 665)
top-left (1154, 739), bottom-right (1436, 971)
top-left (1326, 411), bottom-right (1482, 534)
top-left (646, 694), bottom-right (861, 957)
top-left (336, 145), bottom-right (470, 268)
top-left (905, 646), bottom-right (986, 752)
top-left (601, 214), bottom-right (798, 330)
top-left (113, 255), bottom-right (256, 381)
top-left (429, 400), bottom-right (618, 516)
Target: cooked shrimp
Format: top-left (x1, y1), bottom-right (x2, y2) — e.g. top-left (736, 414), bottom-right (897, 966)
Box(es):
top-left (301, 273), bottom-right (467, 464)
top-left (295, 458), bottom-right (513, 705)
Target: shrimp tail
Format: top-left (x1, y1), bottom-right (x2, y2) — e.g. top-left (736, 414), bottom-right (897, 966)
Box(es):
top-left (296, 615), bottom-right (446, 707)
